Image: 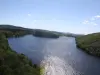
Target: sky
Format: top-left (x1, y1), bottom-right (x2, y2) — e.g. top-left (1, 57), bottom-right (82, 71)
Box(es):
top-left (0, 0), bottom-right (100, 34)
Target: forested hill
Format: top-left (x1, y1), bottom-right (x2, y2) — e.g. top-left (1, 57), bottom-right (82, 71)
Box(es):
top-left (0, 24), bottom-right (82, 38)
top-left (0, 25), bottom-right (41, 75)
top-left (76, 32), bottom-right (100, 57)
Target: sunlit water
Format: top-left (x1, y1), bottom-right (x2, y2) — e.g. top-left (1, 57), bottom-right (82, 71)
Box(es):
top-left (8, 35), bottom-right (100, 75)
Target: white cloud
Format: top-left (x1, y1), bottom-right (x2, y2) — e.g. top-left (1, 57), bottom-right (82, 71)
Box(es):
top-left (28, 14), bottom-right (31, 16)
top-left (94, 15), bottom-right (100, 18)
top-left (82, 20), bottom-right (98, 26)
top-left (90, 15), bottom-right (100, 21)
top-left (83, 14), bottom-right (100, 26)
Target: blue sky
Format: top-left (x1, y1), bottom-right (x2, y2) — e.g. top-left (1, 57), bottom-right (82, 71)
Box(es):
top-left (0, 0), bottom-right (100, 34)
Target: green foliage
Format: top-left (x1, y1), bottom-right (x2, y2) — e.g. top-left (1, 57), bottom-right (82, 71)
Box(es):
top-left (0, 29), bottom-right (41, 75)
top-left (0, 24), bottom-right (81, 38)
top-left (33, 30), bottom-right (59, 38)
top-left (76, 32), bottom-right (100, 56)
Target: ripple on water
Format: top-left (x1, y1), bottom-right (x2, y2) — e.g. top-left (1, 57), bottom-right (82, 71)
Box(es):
top-left (41, 56), bottom-right (81, 75)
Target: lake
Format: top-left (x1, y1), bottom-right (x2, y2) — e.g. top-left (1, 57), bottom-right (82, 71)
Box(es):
top-left (8, 35), bottom-right (100, 75)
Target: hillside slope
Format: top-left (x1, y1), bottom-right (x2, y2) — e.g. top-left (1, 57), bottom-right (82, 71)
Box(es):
top-left (76, 32), bottom-right (100, 56)
top-left (0, 24), bottom-right (82, 38)
top-left (0, 24), bottom-right (59, 38)
top-left (0, 25), bottom-right (41, 75)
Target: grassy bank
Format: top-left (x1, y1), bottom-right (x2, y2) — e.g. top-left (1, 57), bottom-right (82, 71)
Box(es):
top-left (76, 32), bottom-right (100, 57)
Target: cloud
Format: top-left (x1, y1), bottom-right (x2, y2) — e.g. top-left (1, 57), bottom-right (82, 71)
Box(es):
top-left (28, 14), bottom-right (31, 16)
top-left (82, 14), bottom-right (100, 26)
top-left (90, 15), bottom-right (100, 21)
top-left (94, 15), bottom-right (100, 18)
top-left (82, 20), bottom-right (98, 26)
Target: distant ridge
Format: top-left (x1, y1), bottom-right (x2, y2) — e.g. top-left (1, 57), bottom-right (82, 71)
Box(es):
top-left (0, 24), bottom-right (83, 37)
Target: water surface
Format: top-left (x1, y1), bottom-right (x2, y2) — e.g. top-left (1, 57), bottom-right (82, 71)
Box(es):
top-left (8, 35), bottom-right (100, 75)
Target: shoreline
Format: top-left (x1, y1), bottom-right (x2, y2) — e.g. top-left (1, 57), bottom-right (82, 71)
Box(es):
top-left (75, 36), bottom-right (100, 57)
top-left (0, 32), bottom-right (41, 75)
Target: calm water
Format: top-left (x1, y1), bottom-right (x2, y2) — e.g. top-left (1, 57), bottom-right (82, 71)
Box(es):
top-left (8, 35), bottom-right (100, 75)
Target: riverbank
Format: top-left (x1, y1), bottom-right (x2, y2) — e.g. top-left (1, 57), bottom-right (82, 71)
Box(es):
top-left (76, 32), bottom-right (100, 57)
top-left (0, 31), bottom-right (41, 75)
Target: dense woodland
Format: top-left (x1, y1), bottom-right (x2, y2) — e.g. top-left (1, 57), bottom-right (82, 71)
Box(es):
top-left (0, 25), bottom-right (50, 75)
top-left (0, 25), bottom-right (60, 38)
top-left (76, 32), bottom-right (100, 56)
top-left (0, 25), bottom-right (81, 38)
top-left (0, 30), bottom-right (41, 75)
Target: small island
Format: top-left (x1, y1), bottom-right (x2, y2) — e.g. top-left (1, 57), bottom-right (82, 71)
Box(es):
top-left (33, 29), bottom-right (59, 38)
top-left (76, 32), bottom-right (100, 57)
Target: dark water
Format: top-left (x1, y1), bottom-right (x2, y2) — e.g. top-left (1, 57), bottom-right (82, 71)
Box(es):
top-left (8, 35), bottom-right (100, 75)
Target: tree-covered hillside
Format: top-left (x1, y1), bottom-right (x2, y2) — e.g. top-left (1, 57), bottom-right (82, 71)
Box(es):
top-left (0, 24), bottom-right (82, 38)
top-left (76, 32), bottom-right (100, 56)
top-left (0, 24), bottom-right (59, 38)
top-left (0, 32), bottom-right (40, 75)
